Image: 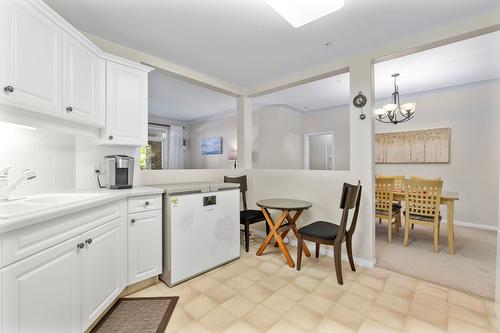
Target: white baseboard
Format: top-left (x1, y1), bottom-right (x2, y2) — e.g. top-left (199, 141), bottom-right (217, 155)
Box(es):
top-left (441, 219), bottom-right (497, 231)
top-left (252, 230), bottom-right (376, 269)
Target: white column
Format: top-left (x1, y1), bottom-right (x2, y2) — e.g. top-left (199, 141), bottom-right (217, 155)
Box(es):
top-left (349, 56), bottom-right (376, 265)
top-left (237, 96), bottom-right (252, 169)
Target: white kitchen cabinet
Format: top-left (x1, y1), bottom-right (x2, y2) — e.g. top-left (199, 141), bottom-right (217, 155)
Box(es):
top-left (0, 0), bottom-right (62, 117)
top-left (62, 32), bottom-right (105, 127)
top-left (105, 60), bottom-right (149, 146)
top-left (81, 217), bottom-right (126, 331)
top-left (128, 210), bottom-right (162, 285)
top-left (1, 236), bottom-right (83, 333)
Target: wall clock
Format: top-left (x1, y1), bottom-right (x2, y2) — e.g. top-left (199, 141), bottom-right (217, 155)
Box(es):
top-left (353, 91), bottom-right (367, 119)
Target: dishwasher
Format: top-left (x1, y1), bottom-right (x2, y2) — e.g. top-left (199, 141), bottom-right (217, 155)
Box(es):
top-left (154, 182), bottom-right (240, 287)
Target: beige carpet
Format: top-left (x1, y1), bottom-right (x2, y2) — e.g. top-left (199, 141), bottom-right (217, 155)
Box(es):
top-left (375, 222), bottom-right (496, 299)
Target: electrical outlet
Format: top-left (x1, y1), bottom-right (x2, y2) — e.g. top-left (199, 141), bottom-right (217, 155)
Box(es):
top-left (92, 164), bottom-right (101, 176)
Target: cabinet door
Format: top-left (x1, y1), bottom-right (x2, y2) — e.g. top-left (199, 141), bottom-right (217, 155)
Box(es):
top-left (128, 210), bottom-right (162, 285)
top-left (81, 217), bottom-right (125, 331)
top-left (62, 32), bottom-right (105, 127)
top-left (0, 236), bottom-right (82, 333)
top-left (105, 61), bottom-right (148, 146)
top-left (0, 0), bottom-right (62, 117)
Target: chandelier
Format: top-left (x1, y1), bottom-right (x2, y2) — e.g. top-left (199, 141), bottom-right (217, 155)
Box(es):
top-left (374, 73), bottom-right (416, 124)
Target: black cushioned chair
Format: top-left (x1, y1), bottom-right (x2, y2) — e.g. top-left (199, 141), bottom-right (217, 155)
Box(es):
top-left (224, 175), bottom-right (269, 252)
top-left (297, 181), bottom-right (362, 285)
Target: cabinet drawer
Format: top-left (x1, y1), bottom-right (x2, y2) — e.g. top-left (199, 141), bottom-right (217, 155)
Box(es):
top-left (128, 195), bottom-right (162, 213)
top-left (0, 200), bottom-right (127, 268)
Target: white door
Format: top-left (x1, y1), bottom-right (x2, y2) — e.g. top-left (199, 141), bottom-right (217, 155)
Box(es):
top-left (0, 236), bottom-right (83, 333)
top-left (105, 61), bottom-right (148, 146)
top-left (307, 133), bottom-right (334, 170)
top-left (168, 190), bottom-right (240, 285)
top-left (128, 210), bottom-right (162, 284)
top-left (81, 217), bottom-right (125, 331)
top-left (62, 32), bottom-right (105, 127)
top-left (0, 0), bottom-right (62, 117)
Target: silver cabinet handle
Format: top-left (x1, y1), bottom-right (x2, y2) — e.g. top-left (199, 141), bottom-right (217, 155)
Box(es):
top-left (108, 135), bottom-right (113, 140)
top-left (77, 243), bottom-right (85, 249)
top-left (145, 201), bottom-right (150, 206)
top-left (66, 106), bottom-right (73, 112)
top-left (3, 86), bottom-right (14, 93)
top-left (85, 238), bottom-right (92, 245)
top-left (131, 218), bottom-right (136, 224)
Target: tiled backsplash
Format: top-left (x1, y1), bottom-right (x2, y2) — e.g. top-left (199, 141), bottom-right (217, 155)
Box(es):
top-left (0, 122), bottom-right (76, 196)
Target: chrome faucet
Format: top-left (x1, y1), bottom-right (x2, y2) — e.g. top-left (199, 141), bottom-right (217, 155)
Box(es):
top-left (0, 168), bottom-right (37, 201)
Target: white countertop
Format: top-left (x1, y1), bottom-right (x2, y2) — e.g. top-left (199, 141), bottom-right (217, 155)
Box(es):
top-left (152, 182), bottom-right (239, 195)
top-left (0, 186), bottom-right (164, 234)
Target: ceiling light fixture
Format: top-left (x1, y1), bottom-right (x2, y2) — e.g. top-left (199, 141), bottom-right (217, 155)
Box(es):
top-left (374, 73), bottom-right (416, 125)
top-left (264, 0), bottom-right (345, 28)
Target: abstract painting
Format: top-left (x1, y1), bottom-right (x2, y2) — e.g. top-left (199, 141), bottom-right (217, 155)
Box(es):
top-left (201, 137), bottom-right (223, 155)
top-left (375, 128), bottom-right (451, 164)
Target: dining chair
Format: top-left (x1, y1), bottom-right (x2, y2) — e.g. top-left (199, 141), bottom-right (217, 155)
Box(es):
top-left (377, 175), bottom-right (405, 191)
top-left (403, 179), bottom-right (443, 252)
top-left (296, 181), bottom-right (362, 285)
top-left (410, 176), bottom-right (442, 181)
top-left (224, 175), bottom-right (269, 252)
top-left (375, 178), bottom-right (402, 242)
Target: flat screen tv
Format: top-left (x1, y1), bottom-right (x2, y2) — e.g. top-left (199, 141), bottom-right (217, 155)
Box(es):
top-left (201, 137), bottom-right (223, 155)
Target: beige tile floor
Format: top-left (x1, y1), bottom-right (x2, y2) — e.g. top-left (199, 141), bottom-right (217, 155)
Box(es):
top-left (128, 240), bottom-right (498, 333)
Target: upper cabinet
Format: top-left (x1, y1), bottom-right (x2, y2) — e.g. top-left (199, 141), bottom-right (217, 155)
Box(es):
top-left (62, 32), bottom-right (105, 127)
top-left (0, 0), bottom-right (62, 117)
top-left (105, 60), bottom-right (149, 146)
top-left (0, 0), bottom-right (152, 145)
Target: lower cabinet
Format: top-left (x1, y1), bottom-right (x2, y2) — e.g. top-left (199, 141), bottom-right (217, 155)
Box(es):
top-left (1, 236), bottom-right (83, 333)
top-left (128, 210), bottom-right (162, 284)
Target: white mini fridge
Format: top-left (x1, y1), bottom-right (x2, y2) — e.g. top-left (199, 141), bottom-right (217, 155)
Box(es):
top-left (159, 183), bottom-right (240, 286)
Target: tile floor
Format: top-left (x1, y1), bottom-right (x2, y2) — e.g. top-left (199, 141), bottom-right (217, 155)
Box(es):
top-left (128, 240), bottom-right (498, 333)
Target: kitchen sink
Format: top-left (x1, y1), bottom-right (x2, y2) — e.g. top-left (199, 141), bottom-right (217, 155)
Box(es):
top-left (0, 193), bottom-right (105, 219)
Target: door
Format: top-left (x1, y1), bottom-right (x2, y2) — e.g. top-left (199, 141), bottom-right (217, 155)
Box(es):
top-left (62, 32), bottom-right (105, 127)
top-left (128, 210), bottom-right (162, 284)
top-left (0, 0), bottom-right (62, 117)
top-left (307, 133), bottom-right (334, 170)
top-left (81, 217), bottom-right (125, 330)
top-left (0, 236), bottom-right (82, 333)
top-left (105, 61), bottom-right (148, 146)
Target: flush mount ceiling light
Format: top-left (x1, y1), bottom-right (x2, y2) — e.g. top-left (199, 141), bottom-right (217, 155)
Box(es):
top-left (264, 0), bottom-right (345, 28)
top-left (374, 73), bottom-right (416, 125)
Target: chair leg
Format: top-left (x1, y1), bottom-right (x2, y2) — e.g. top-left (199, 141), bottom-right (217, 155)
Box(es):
top-left (346, 235), bottom-right (356, 272)
top-left (403, 218), bottom-right (410, 247)
top-left (396, 214), bottom-right (401, 233)
top-left (379, 218), bottom-right (382, 224)
top-left (315, 243), bottom-right (320, 258)
top-left (297, 234), bottom-right (303, 271)
top-left (411, 223), bottom-right (414, 229)
top-left (433, 223), bottom-right (439, 253)
top-left (244, 223), bottom-right (250, 252)
top-left (334, 244), bottom-right (343, 285)
top-left (388, 218), bottom-right (392, 243)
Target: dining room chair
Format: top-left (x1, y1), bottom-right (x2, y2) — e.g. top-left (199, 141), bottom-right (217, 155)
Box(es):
top-left (296, 181), bottom-right (362, 285)
top-left (375, 178), bottom-right (402, 242)
top-left (377, 175), bottom-right (405, 191)
top-left (224, 175), bottom-right (269, 252)
top-left (403, 179), bottom-right (443, 252)
top-left (410, 176), bottom-right (442, 181)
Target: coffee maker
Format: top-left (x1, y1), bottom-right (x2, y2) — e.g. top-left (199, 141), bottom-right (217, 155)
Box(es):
top-left (104, 155), bottom-right (134, 189)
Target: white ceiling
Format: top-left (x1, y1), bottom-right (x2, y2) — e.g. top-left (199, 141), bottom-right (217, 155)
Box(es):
top-left (42, 0), bottom-right (500, 91)
top-left (148, 68), bottom-right (235, 121)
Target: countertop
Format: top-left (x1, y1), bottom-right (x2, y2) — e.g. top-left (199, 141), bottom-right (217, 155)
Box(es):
top-left (0, 186), bottom-right (164, 234)
top-left (152, 182), bottom-right (239, 196)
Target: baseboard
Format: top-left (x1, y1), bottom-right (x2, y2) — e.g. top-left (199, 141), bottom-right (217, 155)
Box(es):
top-left (441, 219), bottom-right (497, 231)
top-left (252, 230), bottom-right (376, 269)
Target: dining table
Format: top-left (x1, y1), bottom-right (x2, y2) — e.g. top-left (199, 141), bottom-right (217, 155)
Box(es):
top-left (393, 190), bottom-right (459, 254)
top-left (255, 199), bottom-right (312, 268)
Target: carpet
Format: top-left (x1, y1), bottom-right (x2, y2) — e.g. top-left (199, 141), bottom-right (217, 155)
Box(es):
top-left (91, 297), bottom-right (179, 333)
top-left (375, 223), bottom-right (496, 299)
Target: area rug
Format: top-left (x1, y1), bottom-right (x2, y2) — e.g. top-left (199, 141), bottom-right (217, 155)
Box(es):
top-left (91, 297), bottom-right (179, 333)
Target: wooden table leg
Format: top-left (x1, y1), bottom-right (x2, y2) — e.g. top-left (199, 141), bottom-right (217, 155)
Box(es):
top-left (256, 209), bottom-right (295, 267)
top-left (273, 210), bottom-right (310, 257)
top-left (447, 200), bottom-right (455, 255)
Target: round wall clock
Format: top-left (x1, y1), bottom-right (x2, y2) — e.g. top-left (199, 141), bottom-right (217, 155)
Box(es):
top-left (353, 91), bottom-right (367, 108)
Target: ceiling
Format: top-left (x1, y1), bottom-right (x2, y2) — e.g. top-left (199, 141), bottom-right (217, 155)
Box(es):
top-left (42, 0), bottom-right (500, 91)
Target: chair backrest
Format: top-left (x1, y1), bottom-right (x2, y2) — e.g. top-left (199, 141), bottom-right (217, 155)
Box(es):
top-left (337, 181), bottom-right (362, 245)
top-left (224, 175), bottom-right (248, 210)
top-left (404, 179), bottom-right (443, 221)
top-left (375, 178), bottom-right (395, 217)
top-left (377, 175), bottom-right (404, 190)
top-left (410, 176), bottom-right (442, 181)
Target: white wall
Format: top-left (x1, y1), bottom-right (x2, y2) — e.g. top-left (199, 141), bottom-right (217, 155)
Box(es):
top-left (375, 80), bottom-right (500, 227)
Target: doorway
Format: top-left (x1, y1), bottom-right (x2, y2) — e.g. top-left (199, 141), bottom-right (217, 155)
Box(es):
top-left (304, 132), bottom-right (334, 170)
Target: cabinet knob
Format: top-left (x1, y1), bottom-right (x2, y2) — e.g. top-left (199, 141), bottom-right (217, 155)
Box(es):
top-left (145, 201), bottom-right (150, 206)
top-left (85, 238), bottom-right (92, 245)
top-left (108, 135), bottom-right (114, 140)
top-left (77, 243), bottom-right (85, 249)
top-left (3, 86), bottom-right (14, 93)
top-left (66, 106), bottom-right (73, 112)
top-left (131, 218), bottom-right (136, 224)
